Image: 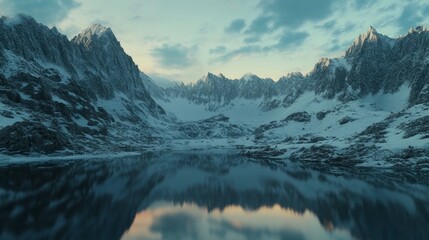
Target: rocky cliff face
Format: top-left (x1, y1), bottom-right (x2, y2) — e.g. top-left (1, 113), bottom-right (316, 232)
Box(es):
top-left (310, 26), bottom-right (429, 105)
top-left (0, 15), bottom-right (166, 155)
top-left (72, 24), bottom-right (155, 102)
top-left (392, 27), bottom-right (429, 105)
top-left (344, 26), bottom-right (396, 96)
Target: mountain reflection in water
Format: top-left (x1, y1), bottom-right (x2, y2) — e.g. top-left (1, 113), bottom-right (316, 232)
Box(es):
top-left (0, 151), bottom-right (428, 240)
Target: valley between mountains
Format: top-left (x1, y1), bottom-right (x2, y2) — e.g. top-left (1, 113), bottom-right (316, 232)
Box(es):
top-left (0, 14), bottom-right (428, 170)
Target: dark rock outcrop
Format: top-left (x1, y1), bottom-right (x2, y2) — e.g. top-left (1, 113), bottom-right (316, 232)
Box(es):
top-left (284, 112), bottom-right (311, 123)
top-left (201, 114), bottom-right (229, 123)
top-left (0, 121), bottom-right (70, 154)
top-left (316, 111), bottom-right (329, 120)
top-left (358, 122), bottom-right (389, 143)
top-left (400, 116), bottom-right (429, 139)
top-left (339, 116), bottom-right (355, 125)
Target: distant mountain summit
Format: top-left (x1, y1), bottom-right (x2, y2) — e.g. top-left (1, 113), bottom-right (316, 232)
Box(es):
top-left (73, 24), bottom-right (116, 47)
top-left (345, 26), bottom-right (395, 58)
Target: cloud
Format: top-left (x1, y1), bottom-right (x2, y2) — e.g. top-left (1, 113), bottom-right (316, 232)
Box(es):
top-left (225, 19), bottom-right (246, 34)
top-left (217, 30), bottom-right (308, 62)
top-left (326, 39), bottom-right (350, 53)
top-left (320, 20), bottom-right (337, 30)
top-left (129, 15), bottom-right (143, 21)
top-left (0, 0), bottom-right (80, 25)
top-left (424, 5), bottom-right (429, 15)
top-left (246, 0), bottom-right (335, 34)
top-left (243, 36), bottom-right (261, 44)
top-left (150, 213), bottom-right (199, 240)
top-left (354, 0), bottom-right (374, 9)
top-left (211, 219), bottom-right (305, 240)
top-left (198, 23), bottom-right (215, 34)
top-left (151, 43), bottom-right (197, 68)
top-left (150, 212), bottom-right (304, 240)
top-left (245, 16), bottom-right (272, 35)
top-left (319, 20), bottom-right (355, 54)
top-left (274, 31), bottom-right (309, 50)
top-left (397, 3), bottom-right (429, 32)
top-left (216, 45), bottom-right (263, 62)
top-left (332, 22), bottom-right (356, 36)
top-left (92, 19), bottom-right (110, 27)
top-left (209, 46), bottom-right (227, 54)
top-left (216, 45), bottom-right (262, 62)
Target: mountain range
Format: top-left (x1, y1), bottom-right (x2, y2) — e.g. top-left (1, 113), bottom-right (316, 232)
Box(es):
top-left (153, 26), bottom-right (429, 109)
top-left (0, 14), bottom-right (427, 170)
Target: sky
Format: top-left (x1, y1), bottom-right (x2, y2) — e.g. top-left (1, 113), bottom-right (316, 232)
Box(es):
top-left (1, 0), bottom-right (429, 83)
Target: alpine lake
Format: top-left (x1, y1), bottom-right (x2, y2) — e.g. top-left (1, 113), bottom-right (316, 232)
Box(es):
top-left (1, 150), bottom-right (428, 240)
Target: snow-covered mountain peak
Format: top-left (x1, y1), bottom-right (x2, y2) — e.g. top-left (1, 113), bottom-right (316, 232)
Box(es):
top-left (359, 26), bottom-right (382, 42)
top-left (407, 25), bottom-right (429, 35)
top-left (367, 26), bottom-right (378, 37)
top-left (392, 26), bottom-right (428, 43)
top-left (78, 23), bottom-right (112, 36)
top-left (351, 26), bottom-right (385, 46)
top-left (217, 73), bottom-right (226, 78)
top-left (278, 72), bottom-right (304, 82)
top-left (200, 72), bottom-right (214, 81)
top-left (315, 58), bottom-right (332, 68)
top-left (72, 23), bottom-right (117, 50)
top-left (345, 26), bottom-right (395, 59)
top-left (199, 72), bottom-right (225, 82)
top-left (241, 73), bottom-right (258, 80)
top-left (86, 24), bottom-right (113, 37)
top-left (285, 72), bottom-right (304, 78)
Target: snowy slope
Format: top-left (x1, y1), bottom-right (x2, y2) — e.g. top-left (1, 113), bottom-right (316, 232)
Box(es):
top-left (158, 96), bottom-right (287, 126)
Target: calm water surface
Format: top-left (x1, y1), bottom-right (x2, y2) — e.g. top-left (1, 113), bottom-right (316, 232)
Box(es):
top-left (0, 151), bottom-right (428, 240)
